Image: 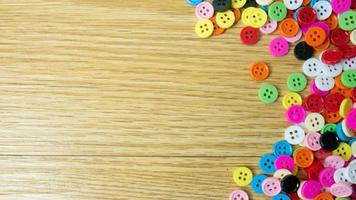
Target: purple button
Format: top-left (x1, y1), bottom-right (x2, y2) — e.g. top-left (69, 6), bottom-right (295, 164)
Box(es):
top-left (331, 0), bottom-right (351, 13)
top-left (286, 105), bottom-right (306, 124)
top-left (195, 2), bottom-right (214, 19)
top-left (319, 167), bottom-right (336, 187)
top-left (274, 155), bottom-right (295, 172)
top-left (301, 180), bottom-right (321, 199)
top-left (310, 80), bottom-right (329, 96)
top-left (304, 132), bottom-right (322, 151)
top-left (269, 37), bottom-right (289, 57)
top-left (324, 155), bottom-right (345, 169)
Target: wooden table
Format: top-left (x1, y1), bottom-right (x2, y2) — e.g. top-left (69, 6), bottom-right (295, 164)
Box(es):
top-left (0, 1), bottom-right (307, 199)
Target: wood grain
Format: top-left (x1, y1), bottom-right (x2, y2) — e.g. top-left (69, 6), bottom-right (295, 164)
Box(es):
top-left (0, 0), bottom-right (308, 199)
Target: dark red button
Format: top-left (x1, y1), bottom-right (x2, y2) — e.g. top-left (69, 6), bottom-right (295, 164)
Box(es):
top-left (321, 48), bottom-right (343, 65)
top-left (330, 28), bottom-right (350, 46)
top-left (324, 92), bottom-right (344, 112)
top-left (304, 159), bottom-right (323, 180)
top-left (304, 93), bottom-right (324, 113)
top-left (351, 88), bottom-right (356, 103)
top-left (338, 45), bottom-right (356, 59)
top-left (314, 148), bottom-right (332, 160)
top-left (240, 26), bottom-right (259, 45)
top-left (287, 9), bottom-right (295, 19)
top-left (297, 6), bottom-right (317, 26)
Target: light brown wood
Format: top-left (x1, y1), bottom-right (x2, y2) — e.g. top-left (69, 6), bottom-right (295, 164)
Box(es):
top-left (0, 0), bottom-right (307, 199)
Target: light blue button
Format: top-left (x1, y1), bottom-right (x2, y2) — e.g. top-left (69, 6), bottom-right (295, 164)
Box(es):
top-left (187, 0), bottom-right (203, 7)
top-left (272, 193), bottom-right (291, 200)
top-left (273, 140), bottom-right (293, 157)
top-left (251, 174), bottom-right (268, 194)
top-left (259, 154), bottom-right (277, 174)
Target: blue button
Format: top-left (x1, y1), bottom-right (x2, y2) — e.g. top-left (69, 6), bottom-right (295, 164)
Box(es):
top-left (336, 122), bottom-right (350, 141)
top-left (187, 0), bottom-right (203, 6)
top-left (272, 193), bottom-right (291, 200)
top-left (260, 5), bottom-right (268, 12)
top-left (251, 174), bottom-right (268, 194)
top-left (273, 140), bottom-right (293, 156)
top-left (259, 154), bottom-right (277, 174)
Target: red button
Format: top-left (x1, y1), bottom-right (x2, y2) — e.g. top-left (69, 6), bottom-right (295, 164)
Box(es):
top-left (314, 148), bottom-right (332, 160)
top-left (338, 45), bottom-right (356, 59)
top-left (240, 26), bottom-right (259, 45)
top-left (288, 193), bottom-right (300, 200)
top-left (330, 28), bottom-right (350, 46)
top-left (321, 48), bottom-right (343, 65)
top-left (287, 9), bottom-right (295, 19)
top-left (304, 159), bottom-right (323, 180)
top-left (304, 94), bottom-right (324, 113)
top-left (297, 6), bottom-right (317, 26)
top-left (324, 93), bottom-right (344, 112)
top-left (351, 88), bottom-right (356, 103)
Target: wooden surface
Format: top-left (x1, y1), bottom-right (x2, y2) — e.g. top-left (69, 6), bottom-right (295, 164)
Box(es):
top-left (0, 1), bottom-right (308, 199)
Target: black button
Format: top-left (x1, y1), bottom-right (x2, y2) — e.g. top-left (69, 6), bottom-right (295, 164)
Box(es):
top-left (212, 0), bottom-right (232, 12)
top-left (320, 131), bottom-right (340, 151)
top-left (294, 41), bottom-right (314, 60)
top-left (243, 0), bottom-right (258, 8)
top-left (281, 175), bottom-right (300, 194)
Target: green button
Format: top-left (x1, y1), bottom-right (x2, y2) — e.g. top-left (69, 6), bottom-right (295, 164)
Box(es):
top-left (341, 70), bottom-right (356, 88)
top-left (258, 84), bottom-right (278, 104)
top-left (268, 2), bottom-right (287, 22)
top-left (321, 123), bottom-right (337, 134)
top-left (287, 72), bottom-right (307, 92)
top-left (339, 10), bottom-right (356, 31)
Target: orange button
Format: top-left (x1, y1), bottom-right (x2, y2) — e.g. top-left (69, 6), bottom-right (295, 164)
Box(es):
top-left (323, 109), bottom-right (342, 123)
top-left (250, 61), bottom-right (269, 81)
top-left (314, 192), bottom-right (333, 200)
top-left (335, 75), bottom-right (346, 89)
top-left (293, 147), bottom-right (314, 168)
top-left (234, 9), bottom-right (241, 23)
top-left (314, 37), bottom-right (330, 52)
top-left (323, 13), bottom-right (338, 30)
top-left (210, 16), bottom-right (225, 36)
top-left (305, 27), bottom-right (327, 47)
top-left (279, 18), bottom-right (299, 37)
top-left (330, 86), bottom-right (352, 98)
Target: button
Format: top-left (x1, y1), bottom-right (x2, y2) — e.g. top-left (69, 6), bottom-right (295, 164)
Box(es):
top-left (187, 0), bottom-right (203, 7)
top-left (342, 119), bottom-right (355, 137)
top-left (272, 194), bottom-right (291, 200)
top-left (330, 0), bottom-right (351, 14)
top-left (338, 10), bottom-right (356, 31)
top-left (321, 48), bottom-right (343, 64)
top-left (262, 177), bottom-right (281, 196)
top-left (302, 58), bottom-right (324, 77)
top-left (273, 169), bottom-right (292, 180)
top-left (256, 0), bottom-right (274, 5)
top-left (274, 155), bottom-right (295, 172)
top-left (330, 183), bottom-right (352, 198)
top-left (341, 57), bottom-right (356, 71)
top-left (250, 61), bottom-right (269, 81)
top-left (320, 131), bottom-right (340, 151)
top-left (212, 0), bottom-right (232, 12)
top-left (315, 75), bottom-right (335, 91)
top-left (284, 125), bottom-right (305, 145)
top-left (243, 0), bottom-right (258, 8)
top-left (287, 72), bottom-right (307, 92)
top-left (314, 37), bottom-right (330, 52)
top-left (352, 141), bottom-right (356, 157)
top-left (334, 167), bottom-right (351, 184)
top-left (283, 29), bottom-right (302, 43)
top-left (229, 189), bottom-right (249, 200)
top-left (314, 192), bottom-right (334, 200)
top-left (195, 2), bottom-right (215, 19)
top-left (259, 19), bottom-right (278, 35)
top-left (301, 180), bottom-right (321, 199)
top-left (232, 0), bottom-right (247, 8)
top-left (341, 70), bottom-right (356, 88)
top-left (279, 18), bottom-right (299, 37)
top-left (305, 112), bottom-right (325, 132)
top-left (268, 1), bottom-right (288, 22)
top-left (283, 92), bottom-right (302, 109)
top-left (352, 88), bottom-right (356, 102)
top-left (324, 155), bottom-right (345, 169)
top-left (305, 159), bottom-right (324, 180)
top-left (319, 167), bottom-right (336, 187)
top-left (337, 121), bottom-right (350, 141)
top-left (259, 154), bottom-right (276, 174)
top-left (286, 9), bottom-right (295, 19)
top-left (351, 29), bottom-right (356, 45)
top-left (281, 175), bottom-right (300, 194)
top-left (294, 41), bottom-right (314, 60)
top-left (233, 8), bottom-right (241, 22)
top-left (325, 93), bottom-right (345, 113)
top-left (305, 26), bottom-right (327, 47)
top-left (314, 148), bottom-right (333, 160)
top-left (304, 132), bottom-right (322, 151)
top-left (323, 110), bottom-right (342, 124)
top-left (323, 13), bottom-right (338, 30)
top-left (331, 28), bottom-right (350, 46)
top-left (286, 105), bottom-right (306, 124)
top-left (258, 84), bottom-right (278, 104)
top-left (210, 16), bottom-right (225, 36)
top-left (311, 79), bottom-right (330, 96)
top-left (241, 7), bottom-right (254, 26)
top-left (251, 174), bottom-right (268, 194)
top-left (297, 6), bottom-right (317, 25)
top-left (249, 8), bottom-right (267, 28)
top-left (284, 0), bottom-right (303, 10)
top-left (321, 123), bottom-right (337, 134)
top-left (240, 26), bottom-right (260, 45)
top-left (304, 93), bottom-right (324, 112)
top-left (233, 166), bottom-right (253, 186)
top-left (195, 19), bottom-right (214, 38)
top-left (333, 142), bottom-right (352, 161)
top-left (294, 147), bottom-right (314, 168)
top-left (269, 37), bottom-right (289, 57)
top-left (339, 98), bottom-right (353, 118)
top-left (273, 140), bottom-right (293, 156)
top-left (216, 10), bottom-right (236, 29)
top-left (322, 63), bottom-right (343, 78)
top-left (346, 160), bottom-right (356, 184)
top-left (313, 0), bottom-right (332, 20)
top-left (338, 44), bottom-right (356, 59)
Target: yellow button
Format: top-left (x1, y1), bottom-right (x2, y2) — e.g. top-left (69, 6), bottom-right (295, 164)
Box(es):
top-left (241, 7), bottom-right (254, 26)
top-left (282, 92), bottom-right (302, 109)
top-left (232, 0), bottom-right (247, 8)
top-left (195, 19), bottom-right (214, 38)
top-left (333, 142), bottom-right (352, 161)
top-left (249, 8), bottom-right (268, 28)
top-left (339, 98), bottom-right (353, 118)
top-left (233, 167), bottom-right (253, 186)
top-left (216, 10), bottom-right (236, 29)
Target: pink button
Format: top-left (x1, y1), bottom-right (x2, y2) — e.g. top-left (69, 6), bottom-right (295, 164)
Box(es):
top-left (310, 21), bottom-right (330, 36)
top-left (319, 167), bottom-right (336, 187)
top-left (260, 19), bottom-right (277, 35)
top-left (274, 155), bottom-right (295, 172)
top-left (269, 37), bottom-right (289, 57)
top-left (311, 80), bottom-right (329, 96)
top-left (304, 132), bottom-right (322, 151)
top-left (262, 177), bottom-right (281, 197)
top-left (301, 180), bottom-right (321, 199)
top-left (330, 183), bottom-right (353, 197)
top-left (284, 29), bottom-right (302, 43)
top-left (229, 189), bottom-right (249, 200)
top-left (346, 108), bottom-right (356, 130)
top-left (324, 155), bottom-right (345, 169)
top-left (195, 2), bottom-right (214, 19)
top-left (331, 0), bottom-right (351, 13)
top-left (286, 105), bottom-right (306, 124)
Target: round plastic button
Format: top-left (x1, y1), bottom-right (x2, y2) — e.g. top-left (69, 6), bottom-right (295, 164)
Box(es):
top-left (284, 0), bottom-right (303, 10)
top-left (262, 177), bottom-right (281, 196)
top-left (287, 72), bottom-right (307, 92)
top-left (273, 169), bottom-right (292, 180)
top-left (294, 41), bottom-right (314, 60)
top-left (259, 19), bottom-right (277, 34)
top-left (229, 189), bottom-right (249, 200)
top-left (281, 175), bottom-right (300, 194)
top-left (321, 123), bottom-right (337, 134)
top-left (195, 19), bottom-right (214, 38)
top-left (314, 192), bottom-right (334, 200)
top-left (338, 10), bottom-right (356, 31)
top-left (334, 167), bottom-right (351, 184)
top-left (323, 110), bottom-right (342, 124)
top-left (216, 10), bottom-right (236, 28)
top-left (331, 0), bottom-right (351, 13)
top-left (259, 154), bottom-right (277, 174)
top-left (324, 155), bottom-right (345, 169)
top-left (301, 180), bottom-right (321, 199)
top-left (320, 131), bottom-right (340, 151)
top-left (284, 125), bottom-right (305, 145)
top-left (319, 167), bottom-right (336, 187)
top-left (279, 18), bottom-right (300, 37)
top-left (341, 119), bottom-right (354, 138)
top-left (323, 13), bottom-right (338, 30)
top-left (333, 142), bottom-right (352, 161)
top-left (297, 6), bottom-right (317, 25)
top-left (233, 167), bottom-right (253, 186)
top-left (315, 75), bottom-right (335, 91)
top-left (341, 57), bottom-right (356, 71)
top-left (273, 140), bottom-right (293, 156)
top-left (240, 26), bottom-right (260, 45)
top-left (196, 2), bottom-right (215, 19)
top-left (275, 155), bottom-right (295, 172)
top-left (314, 148), bottom-right (333, 160)
top-left (241, 7), bottom-right (254, 26)
top-left (337, 121), bottom-right (350, 141)
top-left (322, 63), bottom-right (343, 78)
top-left (311, 79), bottom-right (330, 96)
top-left (212, 0), bottom-right (232, 12)
top-left (325, 93), bottom-right (344, 112)
top-left (305, 26), bottom-right (327, 47)
top-left (304, 93), bottom-right (324, 112)
top-left (304, 132), bottom-right (322, 151)
top-left (258, 84), bottom-right (278, 104)
top-left (283, 92), bottom-right (302, 109)
top-left (210, 16), bottom-right (225, 36)
top-left (269, 37), bottom-right (289, 57)
top-left (305, 159), bottom-right (324, 180)
top-left (305, 112), bottom-right (325, 132)
top-left (232, 0), bottom-right (247, 8)
top-left (293, 147), bottom-right (314, 168)
top-left (249, 8), bottom-right (267, 28)
top-left (346, 160), bottom-right (356, 184)
top-left (251, 174), bottom-right (268, 194)
top-left (351, 29), bottom-right (356, 45)
top-left (314, 37), bottom-right (330, 52)
top-left (331, 28), bottom-right (350, 46)
top-left (286, 105), bottom-right (306, 124)
top-left (330, 183), bottom-right (352, 197)
top-left (341, 70), bottom-right (356, 88)
top-left (272, 194), bottom-right (291, 200)
top-left (250, 61), bottom-right (269, 81)
top-left (321, 48), bottom-right (344, 64)
top-left (268, 1), bottom-right (288, 22)
top-left (313, 0), bottom-right (332, 20)
top-left (302, 58), bottom-right (325, 77)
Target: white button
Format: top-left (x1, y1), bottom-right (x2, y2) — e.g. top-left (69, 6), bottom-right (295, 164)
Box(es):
top-left (315, 75), bottom-right (335, 91)
top-left (346, 160), bottom-right (356, 184)
top-left (341, 57), bottom-right (356, 71)
top-left (342, 119), bottom-right (355, 137)
top-left (284, 125), bottom-right (305, 145)
top-left (313, 1), bottom-right (332, 20)
top-left (273, 169), bottom-right (292, 180)
top-left (256, 0), bottom-right (274, 5)
top-left (303, 58), bottom-right (325, 77)
top-left (304, 112), bottom-right (325, 132)
top-left (351, 29), bottom-right (356, 45)
top-left (322, 63), bottom-right (343, 77)
top-left (334, 167), bottom-right (352, 184)
top-left (283, 0), bottom-right (303, 10)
